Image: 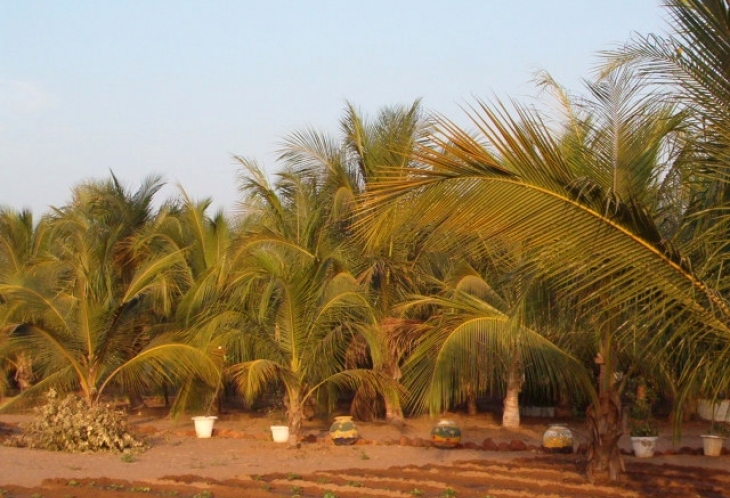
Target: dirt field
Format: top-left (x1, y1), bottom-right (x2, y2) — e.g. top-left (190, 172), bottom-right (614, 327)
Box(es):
top-left (1, 409), bottom-right (728, 497)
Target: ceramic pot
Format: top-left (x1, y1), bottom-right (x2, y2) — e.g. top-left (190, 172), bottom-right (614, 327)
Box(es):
top-left (430, 419), bottom-right (462, 448)
top-left (542, 424), bottom-right (573, 453)
top-left (270, 425), bottom-right (290, 443)
top-left (329, 416), bottom-right (359, 445)
top-left (631, 436), bottom-right (658, 458)
top-left (701, 435), bottom-right (725, 456)
top-left (191, 416), bottom-right (217, 438)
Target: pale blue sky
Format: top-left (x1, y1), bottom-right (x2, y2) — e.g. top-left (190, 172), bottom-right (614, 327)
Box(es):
top-left (1, 1), bottom-right (668, 216)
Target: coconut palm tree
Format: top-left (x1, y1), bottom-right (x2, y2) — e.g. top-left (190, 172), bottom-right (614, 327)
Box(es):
top-left (277, 101), bottom-right (437, 423)
top-left (0, 176), bottom-right (218, 407)
top-left (219, 162), bottom-right (391, 447)
top-left (402, 261), bottom-right (590, 428)
top-left (357, 59), bottom-right (721, 480)
top-left (148, 192), bottom-right (235, 413)
top-left (0, 207), bottom-right (53, 394)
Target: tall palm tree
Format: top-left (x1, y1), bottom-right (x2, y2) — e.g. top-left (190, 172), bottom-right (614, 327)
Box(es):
top-left (0, 176), bottom-right (217, 407)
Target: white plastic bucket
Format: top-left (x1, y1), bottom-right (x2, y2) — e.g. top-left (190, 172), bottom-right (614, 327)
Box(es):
top-left (192, 416), bottom-right (217, 438)
top-left (270, 425), bottom-right (289, 443)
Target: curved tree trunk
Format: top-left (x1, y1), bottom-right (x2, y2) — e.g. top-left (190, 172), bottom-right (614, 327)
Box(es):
top-left (502, 354), bottom-right (521, 428)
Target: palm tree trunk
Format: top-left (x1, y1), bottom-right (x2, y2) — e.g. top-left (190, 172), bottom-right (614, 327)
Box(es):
top-left (384, 396), bottom-right (405, 425)
top-left (382, 356), bottom-right (405, 425)
top-left (586, 350), bottom-right (624, 483)
top-left (586, 388), bottom-right (623, 482)
top-left (286, 390), bottom-right (303, 449)
top-left (466, 382), bottom-right (478, 416)
top-left (502, 354), bottom-right (521, 428)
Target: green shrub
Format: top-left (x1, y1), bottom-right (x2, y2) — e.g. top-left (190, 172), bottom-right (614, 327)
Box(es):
top-left (630, 420), bottom-right (658, 437)
top-left (16, 389), bottom-right (145, 453)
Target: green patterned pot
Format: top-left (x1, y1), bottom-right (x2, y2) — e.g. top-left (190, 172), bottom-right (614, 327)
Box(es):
top-left (542, 424), bottom-right (574, 454)
top-left (430, 419), bottom-right (462, 448)
top-left (329, 416), bottom-right (359, 445)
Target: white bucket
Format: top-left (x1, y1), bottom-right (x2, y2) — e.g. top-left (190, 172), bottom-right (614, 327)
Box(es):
top-left (701, 435), bottom-right (725, 457)
top-left (270, 425), bottom-right (290, 443)
top-left (192, 416), bottom-right (217, 438)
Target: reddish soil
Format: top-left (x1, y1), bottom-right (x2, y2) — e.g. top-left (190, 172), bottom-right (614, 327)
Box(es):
top-left (1, 409), bottom-right (728, 497)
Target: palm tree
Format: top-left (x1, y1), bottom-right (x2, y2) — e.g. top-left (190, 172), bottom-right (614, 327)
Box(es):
top-left (0, 207), bottom-right (52, 394)
top-left (0, 176), bottom-right (218, 407)
top-left (358, 59), bottom-right (724, 480)
top-left (219, 163), bottom-right (391, 447)
top-left (606, 0), bottom-right (730, 378)
top-left (277, 102), bottom-right (436, 423)
top-left (153, 192), bottom-right (235, 413)
top-left (402, 262), bottom-right (590, 428)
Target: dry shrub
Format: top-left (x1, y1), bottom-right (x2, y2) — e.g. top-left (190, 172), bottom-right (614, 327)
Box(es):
top-left (14, 389), bottom-right (145, 454)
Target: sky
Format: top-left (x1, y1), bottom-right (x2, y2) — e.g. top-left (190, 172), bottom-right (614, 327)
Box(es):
top-left (1, 1), bottom-right (670, 217)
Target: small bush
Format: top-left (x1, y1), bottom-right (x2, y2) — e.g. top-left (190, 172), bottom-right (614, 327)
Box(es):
top-left (15, 389), bottom-right (145, 453)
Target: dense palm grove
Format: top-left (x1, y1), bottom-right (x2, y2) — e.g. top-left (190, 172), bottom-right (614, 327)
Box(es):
top-left (3, 0), bottom-right (730, 481)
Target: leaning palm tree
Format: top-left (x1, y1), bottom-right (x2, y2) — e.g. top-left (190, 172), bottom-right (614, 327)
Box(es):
top-left (0, 176), bottom-right (218, 407)
top-left (358, 60), bottom-right (724, 481)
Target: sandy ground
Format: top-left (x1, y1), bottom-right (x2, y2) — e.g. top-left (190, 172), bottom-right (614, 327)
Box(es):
top-left (0, 409), bottom-right (729, 497)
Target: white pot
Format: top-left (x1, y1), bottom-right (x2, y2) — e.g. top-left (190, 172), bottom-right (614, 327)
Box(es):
top-left (192, 416), bottom-right (217, 438)
top-left (270, 425), bottom-right (289, 443)
top-left (630, 436), bottom-right (658, 458)
top-left (701, 434), bottom-right (726, 457)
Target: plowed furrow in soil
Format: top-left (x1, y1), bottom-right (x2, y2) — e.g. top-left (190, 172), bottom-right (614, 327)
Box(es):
top-left (5, 457), bottom-right (730, 498)
top-left (399, 461), bottom-right (630, 498)
top-left (306, 471), bottom-right (448, 495)
top-left (621, 463), bottom-right (729, 498)
top-left (410, 470), bottom-right (635, 498)
top-left (441, 460), bottom-right (587, 484)
top-left (452, 470), bottom-right (640, 498)
top-left (270, 477), bottom-right (411, 497)
top-left (308, 464), bottom-right (633, 498)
